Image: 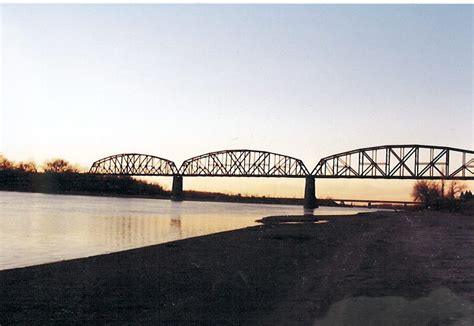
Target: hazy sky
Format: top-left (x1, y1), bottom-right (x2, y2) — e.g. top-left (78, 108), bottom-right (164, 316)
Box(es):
top-left (1, 5), bottom-right (472, 199)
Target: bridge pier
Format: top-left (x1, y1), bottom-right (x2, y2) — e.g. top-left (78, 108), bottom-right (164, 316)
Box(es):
top-left (304, 176), bottom-right (318, 209)
top-left (171, 175), bottom-right (183, 201)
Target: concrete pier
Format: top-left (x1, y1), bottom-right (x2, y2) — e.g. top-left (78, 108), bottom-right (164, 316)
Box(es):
top-left (303, 176), bottom-right (318, 209)
top-left (171, 175), bottom-right (183, 201)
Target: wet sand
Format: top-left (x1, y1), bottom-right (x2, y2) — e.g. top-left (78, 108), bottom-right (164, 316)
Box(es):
top-left (1, 210), bottom-right (473, 324)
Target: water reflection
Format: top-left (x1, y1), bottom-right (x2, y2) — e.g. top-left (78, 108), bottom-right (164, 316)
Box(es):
top-left (170, 215), bottom-right (182, 237)
top-left (0, 191), bottom-right (375, 270)
top-left (96, 215), bottom-right (183, 249)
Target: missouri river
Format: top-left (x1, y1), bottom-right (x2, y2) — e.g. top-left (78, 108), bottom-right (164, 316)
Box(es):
top-left (0, 191), bottom-right (374, 270)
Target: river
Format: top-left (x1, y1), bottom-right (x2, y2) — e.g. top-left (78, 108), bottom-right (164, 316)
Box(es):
top-left (0, 191), bottom-right (374, 270)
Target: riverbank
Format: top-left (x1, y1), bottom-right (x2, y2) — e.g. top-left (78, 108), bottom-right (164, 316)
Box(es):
top-left (0, 167), bottom-right (340, 207)
top-left (1, 210), bottom-right (473, 324)
top-left (0, 189), bottom-right (339, 207)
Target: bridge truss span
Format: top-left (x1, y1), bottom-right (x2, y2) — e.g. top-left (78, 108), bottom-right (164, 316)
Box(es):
top-left (312, 145), bottom-right (474, 180)
top-left (179, 149), bottom-right (309, 177)
top-left (89, 153), bottom-right (178, 176)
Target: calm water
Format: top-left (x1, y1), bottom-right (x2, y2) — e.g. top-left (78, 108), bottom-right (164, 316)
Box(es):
top-left (0, 191), bottom-right (374, 270)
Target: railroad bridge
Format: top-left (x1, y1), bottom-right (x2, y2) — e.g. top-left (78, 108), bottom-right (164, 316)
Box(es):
top-left (89, 145), bottom-right (474, 208)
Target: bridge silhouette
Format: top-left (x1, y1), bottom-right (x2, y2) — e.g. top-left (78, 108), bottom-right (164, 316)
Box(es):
top-left (89, 145), bottom-right (474, 208)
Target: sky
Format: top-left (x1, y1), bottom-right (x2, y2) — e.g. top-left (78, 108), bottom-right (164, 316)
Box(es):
top-left (0, 5), bottom-right (472, 200)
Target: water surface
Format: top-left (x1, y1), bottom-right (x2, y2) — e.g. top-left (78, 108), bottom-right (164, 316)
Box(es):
top-left (0, 191), bottom-right (374, 270)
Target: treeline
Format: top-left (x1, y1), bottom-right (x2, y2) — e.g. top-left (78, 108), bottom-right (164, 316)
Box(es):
top-left (0, 156), bottom-right (168, 197)
top-left (184, 190), bottom-right (339, 206)
top-left (411, 179), bottom-right (472, 210)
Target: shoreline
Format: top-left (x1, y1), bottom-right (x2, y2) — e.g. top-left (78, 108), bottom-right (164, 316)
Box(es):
top-left (0, 189), bottom-right (340, 207)
top-left (1, 210), bottom-right (473, 324)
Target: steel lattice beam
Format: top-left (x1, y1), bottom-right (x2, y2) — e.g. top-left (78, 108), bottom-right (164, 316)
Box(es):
top-left (89, 153), bottom-right (178, 176)
top-left (179, 149), bottom-right (309, 177)
top-left (88, 145), bottom-right (473, 180)
top-left (312, 145), bottom-right (474, 180)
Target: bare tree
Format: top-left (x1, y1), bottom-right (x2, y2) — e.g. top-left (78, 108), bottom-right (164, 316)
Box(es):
top-left (446, 180), bottom-right (467, 199)
top-left (0, 155), bottom-right (15, 170)
top-left (411, 180), bottom-right (441, 208)
top-left (17, 161), bottom-right (38, 173)
top-left (439, 178), bottom-right (446, 198)
top-left (43, 159), bottom-right (79, 173)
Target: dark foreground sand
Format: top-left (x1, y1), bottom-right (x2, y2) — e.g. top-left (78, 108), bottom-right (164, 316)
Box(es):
top-left (1, 210), bottom-right (473, 325)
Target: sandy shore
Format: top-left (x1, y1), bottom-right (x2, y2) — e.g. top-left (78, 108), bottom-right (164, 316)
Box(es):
top-left (1, 210), bottom-right (473, 324)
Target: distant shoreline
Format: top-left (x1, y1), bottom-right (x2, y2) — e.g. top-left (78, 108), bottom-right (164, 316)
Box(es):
top-left (0, 170), bottom-right (341, 207)
top-left (0, 169), bottom-right (413, 209)
top-left (0, 189), bottom-right (340, 207)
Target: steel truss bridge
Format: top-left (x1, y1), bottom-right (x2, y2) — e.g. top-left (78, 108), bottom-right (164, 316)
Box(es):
top-left (89, 145), bottom-right (474, 208)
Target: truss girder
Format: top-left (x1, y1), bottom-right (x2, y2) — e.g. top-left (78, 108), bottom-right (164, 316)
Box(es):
top-left (88, 145), bottom-right (473, 180)
top-left (312, 145), bottom-right (474, 180)
top-left (89, 154), bottom-right (178, 176)
top-left (179, 150), bottom-right (309, 177)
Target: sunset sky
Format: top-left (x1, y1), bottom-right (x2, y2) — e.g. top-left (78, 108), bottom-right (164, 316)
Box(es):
top-left (1, 5), bottom-right (472, 200)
